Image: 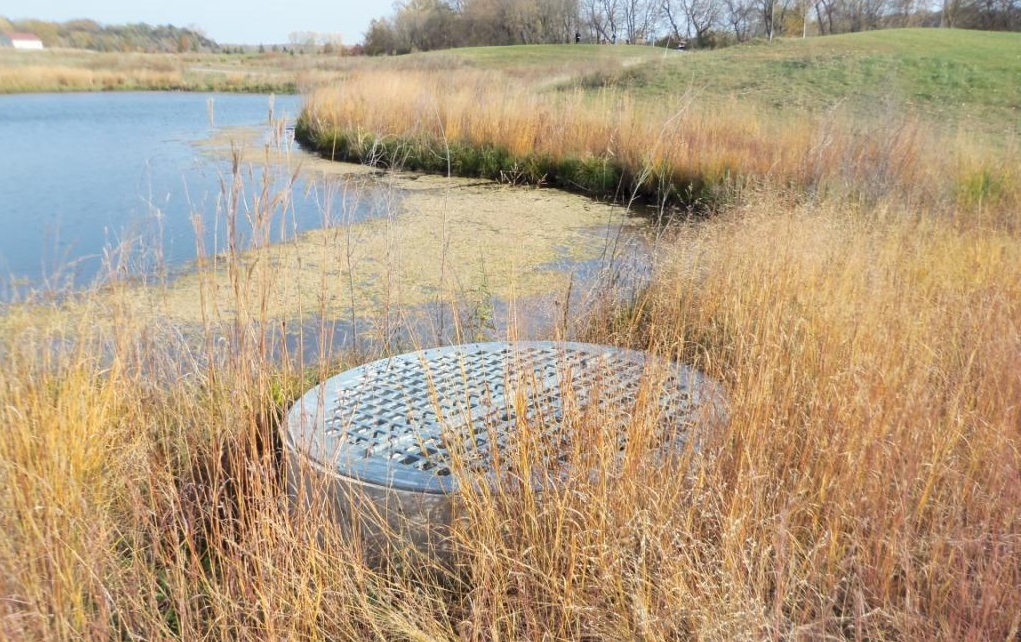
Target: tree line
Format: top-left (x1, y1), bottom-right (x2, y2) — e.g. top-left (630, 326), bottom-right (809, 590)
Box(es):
top-left (0, 17), bottom-right (220, 53)
top-left (363, 0), bottom-right (1019, 54)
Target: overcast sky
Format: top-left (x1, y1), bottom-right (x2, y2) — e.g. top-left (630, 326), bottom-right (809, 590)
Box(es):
top-left (2, 0), bottom-right (388, 45)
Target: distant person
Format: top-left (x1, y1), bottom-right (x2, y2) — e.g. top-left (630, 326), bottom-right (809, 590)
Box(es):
top-left (575, 31), bottom-right (581, 44)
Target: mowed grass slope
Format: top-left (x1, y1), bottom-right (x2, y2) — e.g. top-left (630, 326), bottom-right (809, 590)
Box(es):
top-left (341, 28), bottom-right (1021, 127)
top-left (2, 29), bottom-right (1021, 640)
top-left (629, 29), bottom-right (1021, 126)
top-left (455, 29), bottom-right (1021, 131)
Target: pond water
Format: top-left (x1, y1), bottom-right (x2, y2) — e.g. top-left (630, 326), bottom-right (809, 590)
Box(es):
top-left (0, 91), bottom-right (651, 357)
top-left (0, 91), bottom-right (378, 293)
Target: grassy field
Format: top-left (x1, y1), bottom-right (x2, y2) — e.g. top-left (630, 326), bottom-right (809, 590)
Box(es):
top-left (2, 29), bottom-right (1021, 640)
top-left (0, 47), bottom-right (359, 93)
top-left (629, 29), bottom-right (1021, 126)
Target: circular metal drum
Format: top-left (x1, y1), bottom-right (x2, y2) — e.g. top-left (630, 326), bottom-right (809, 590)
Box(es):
top-left (284, 341), bottom-right (727, 556)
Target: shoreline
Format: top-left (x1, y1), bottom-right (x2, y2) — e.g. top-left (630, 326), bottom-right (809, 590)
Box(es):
top-left (1, 125), bottom-right (649, 345)
top-left (121, 169), bottom-right (645, 326)
top-left (292, 123), bottom-right (715, 216)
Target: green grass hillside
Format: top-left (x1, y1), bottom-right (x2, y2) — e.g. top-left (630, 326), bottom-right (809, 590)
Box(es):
top-left (626, 29), bottom-right (1020, 134)
top-left (649, 29), bottom-right (1016, 129)
top-left (425, 42), bottom-right (665, 69)
top-left (407, 29), bottom-right (1021, 136)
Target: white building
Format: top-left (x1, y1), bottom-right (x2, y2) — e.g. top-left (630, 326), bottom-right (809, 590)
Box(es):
top-left (1, 33), bottom-right (45, 50)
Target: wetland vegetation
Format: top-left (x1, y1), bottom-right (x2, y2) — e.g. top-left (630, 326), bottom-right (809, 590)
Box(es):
top-left (2, 28), bottom-right (1020, 640)
top-left (0, 47), bottom-right (355, 94)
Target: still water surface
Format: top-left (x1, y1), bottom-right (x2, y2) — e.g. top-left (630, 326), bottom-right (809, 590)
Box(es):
top-left (0, 91), bottom-right (650, 354)
top-left (0, 91), bottom-right (372, 292)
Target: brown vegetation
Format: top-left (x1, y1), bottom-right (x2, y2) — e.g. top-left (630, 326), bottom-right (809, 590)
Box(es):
top-left (2, 178), bottom-right (1018, 639)
top-left (0, 48), bottom-right (358, 94)
top-left (1, 33), bottom-right (1020, 641)
top-left (299, 65), bottom-right (1019, 216)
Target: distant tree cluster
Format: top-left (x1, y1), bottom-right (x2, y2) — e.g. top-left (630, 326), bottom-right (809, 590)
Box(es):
top-left (1, 17), bottom-right (220, 53)
top-left (287, 31), bottom-right (348, 53)
top-left (362, 0), bottom-right (1019, 54)
top-left (936, 0), bottom-right (1020, 28)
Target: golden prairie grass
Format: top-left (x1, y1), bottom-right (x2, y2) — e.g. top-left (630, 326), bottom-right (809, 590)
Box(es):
top-left (3, 39), bottom-right (1021, 641)
top-left (0, 64), bottom-right (185, 91)
top-left (0, 62), bottom-right (307, 94)
top-left (2, 178), bottom-right (1019, 639)
top-left (299, 68), bottom-right (1020, 217)
top-left (636, 203), bottom-right (1021, 638)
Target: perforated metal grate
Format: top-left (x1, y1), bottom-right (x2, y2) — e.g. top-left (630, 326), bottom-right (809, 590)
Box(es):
top-left (286, 342), bottom-right (725, 493)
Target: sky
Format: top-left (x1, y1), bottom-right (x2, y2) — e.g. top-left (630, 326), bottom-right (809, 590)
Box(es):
top-left (2, 0), bottom-right (390, 45)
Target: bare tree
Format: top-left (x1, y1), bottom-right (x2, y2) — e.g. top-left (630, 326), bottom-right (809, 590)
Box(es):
top-left (661, 0), bottom-right (686, 39)
top-left (461, 0), bottom-right (512, 45)
top-left (390, 0), bottom-right (462, 51)
top-left (965, 0), bottom-right (1018, 27)
top-left (814, 0), bottom-right (836, 33)
top-left (687, 0), bottom-right (724, 41)
top-left (581, 0), bottom-right (621, 41)
top-left (621, 0), bottom-right (661, 42)
top-left (721, 0), bottom-right (757, 39)
top-left (365, 0), bottom-right (1021, 56)
top-left (940, 0), bottom-right (967, 25)
top-left (756, 0), bottom-right (796, 39)
top-left (840, 0), bottom-right (887, 30)
top-left (759, 0), bottom-right (778, 38)
top-left (544, 0), bottom-right (582, 42)
top-left (883, 0), bottom-right (924, 27)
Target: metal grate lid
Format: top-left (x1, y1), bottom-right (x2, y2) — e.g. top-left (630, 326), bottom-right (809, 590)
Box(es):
top-left (285, 342), bottom-right (725, 493)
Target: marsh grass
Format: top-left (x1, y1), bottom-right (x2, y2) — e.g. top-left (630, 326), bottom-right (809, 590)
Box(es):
top-left (2, 32), bottom-right (1021, 641)
top-left (4, 181), bottom-right (1019, 639)
top-left (296, 66), bottom-right (1019, 217)
top-left (0, 49), bottom-right (358, 94)
top-left (295, 30), bottom-right (1020, 217)
top-left (4, 147), bottom-right (1021, 639)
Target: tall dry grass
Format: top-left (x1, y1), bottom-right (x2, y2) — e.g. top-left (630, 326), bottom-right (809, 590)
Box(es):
top-left (299, 69), bottom-right (1020, 216)
top-left (0, 50), bottom-right (334, 94)
top-left (0, 65), bottom-right (186, 92)
top-left (2, 176), bottom-right (1019, 639)
top-left (2, 57), bottom-right (1020, 640)
top-left (584, 198), bottom-right (1021, 637)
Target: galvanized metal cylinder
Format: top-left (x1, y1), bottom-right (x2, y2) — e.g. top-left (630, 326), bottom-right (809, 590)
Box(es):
top-left (284, 341), bottom-right (727, 556)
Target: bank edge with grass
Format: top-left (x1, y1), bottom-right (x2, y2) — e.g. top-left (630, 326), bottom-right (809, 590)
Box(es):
top-left (293, 121), bottom-right (726, 213)
top-left (292, 32), bottom-right (1021, 222)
